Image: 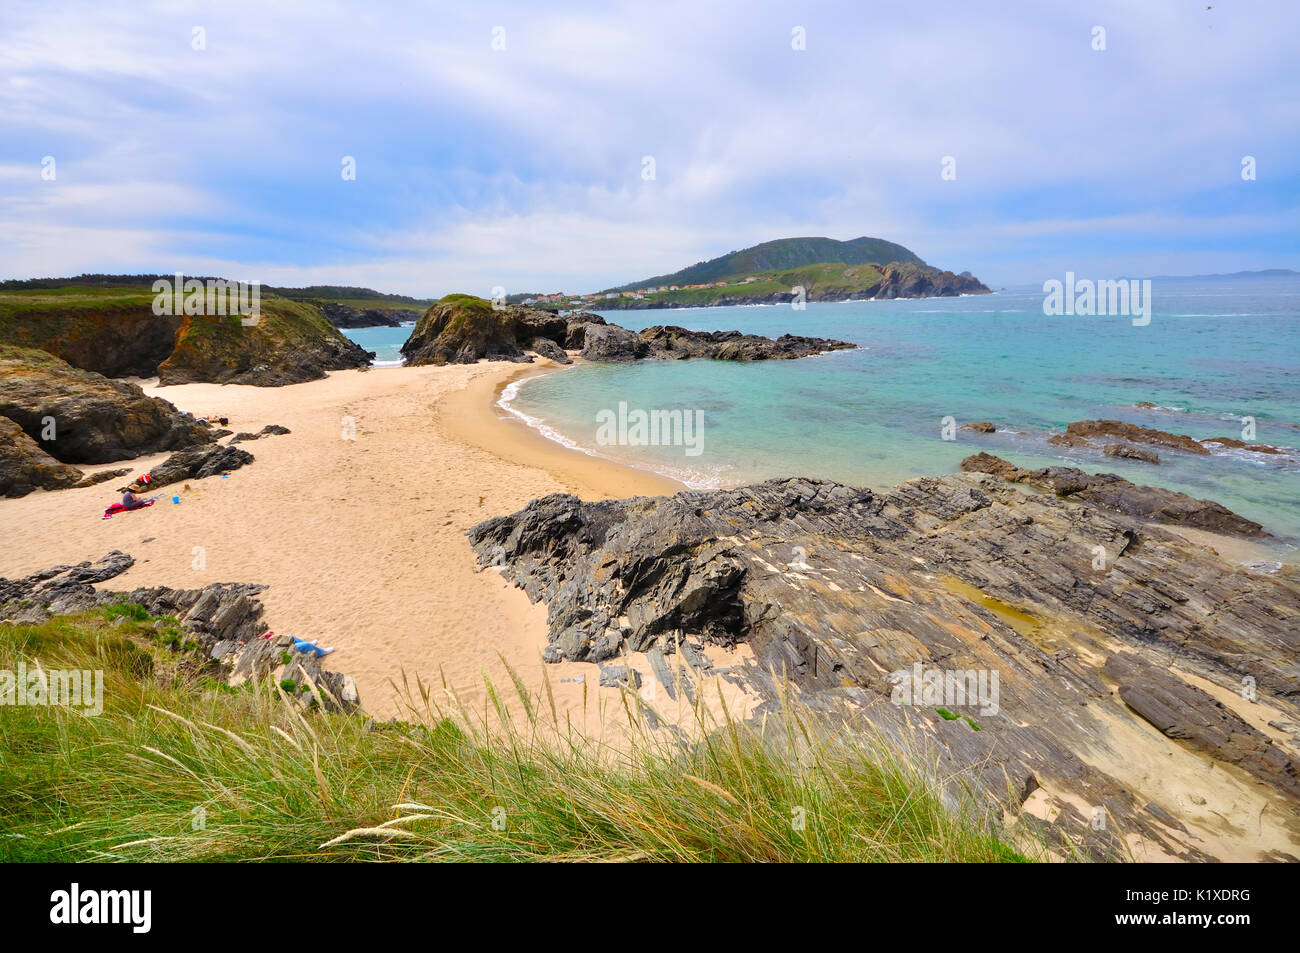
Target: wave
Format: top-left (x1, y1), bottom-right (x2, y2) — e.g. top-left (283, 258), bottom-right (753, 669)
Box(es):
top-left (497, 377), bottom-right (735, 490)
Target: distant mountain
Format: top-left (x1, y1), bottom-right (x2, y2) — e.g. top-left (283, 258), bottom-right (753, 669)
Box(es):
top-left (1134, 269), bottom-right (1299, 281)
top-left (607, 236), bottom-right (926, 292)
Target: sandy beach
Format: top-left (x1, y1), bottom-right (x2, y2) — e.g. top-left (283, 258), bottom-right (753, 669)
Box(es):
top-left (0, 359), bottom-right (756, 726)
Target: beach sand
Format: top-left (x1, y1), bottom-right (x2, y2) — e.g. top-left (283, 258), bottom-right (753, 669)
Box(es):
top-left (0, 359), bottom-right (758, 729)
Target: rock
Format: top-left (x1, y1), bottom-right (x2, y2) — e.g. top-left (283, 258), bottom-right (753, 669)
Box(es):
top-left (1064, 420), bottom-right (1209, 456)
top-left (0, 552), bottom-right (359, 713)
top-left (564, 316), bottom-right (606, 349)
top-left (579, 323), bottom-right (649, 362)
top-left (870, 263), bottom-right (990, 299)
top-left (529, 337), bottom-right (571, 364)
top-left (598, 665), bottom-right (643, 689)
top-left (72, 467), bottom-right (133, 489)
top-left (633, 326), bottom-right (855, 361)
top-left (962, 422), bottom-right (996, 433)
top-left (1105, 653), bottom-right (1298, 799)
top-left (961, 452), bottom-right (1263, 537)
top-left (0, 345), bottom-right (215, 464)
top-left (1048, 432), bottom-right (1095, 448)
top-left (469, 473), bottom-right (1300, 859)
top-left (0, 415), bottom-right (84, 497)
top-left (314, 301), bottom-right (417, 329)
top-left (146, 444), bottom-right (254, 488)
top-left (1103, 443), bottom-right (1159, 464)
top-left (228, 424), bottom-right (291, 445)
top-left (401, 295), bottom-right (539, 365)
top-left (0, 291), bottom-right (372, 386)
top-left (1200, 437), bottom-right (1286, 455)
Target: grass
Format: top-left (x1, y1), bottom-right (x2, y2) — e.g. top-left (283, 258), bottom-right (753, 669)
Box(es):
top-left (0, 608), bottom-right (1035, 862)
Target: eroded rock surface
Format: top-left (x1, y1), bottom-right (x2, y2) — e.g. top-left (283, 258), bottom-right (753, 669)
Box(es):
top-left (961, 452), bottom-right (1264, 537)
top-left (469, 474), bottom-right (1300, 860)
top-left (0, 552), bottom-right (358, 712)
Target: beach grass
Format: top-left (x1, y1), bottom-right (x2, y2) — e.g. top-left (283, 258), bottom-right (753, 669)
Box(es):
top-left (0, 607), bottom-right (1033, 863)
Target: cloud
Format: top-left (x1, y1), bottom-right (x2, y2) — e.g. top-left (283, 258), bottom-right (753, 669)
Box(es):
top-left (0, 0), bottom-right (1296, 291)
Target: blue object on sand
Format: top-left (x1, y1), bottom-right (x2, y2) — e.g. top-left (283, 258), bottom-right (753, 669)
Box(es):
top-left (172, 496), bottom-right (180, 504)
top-left (291, 636), bottom-right (330, 658)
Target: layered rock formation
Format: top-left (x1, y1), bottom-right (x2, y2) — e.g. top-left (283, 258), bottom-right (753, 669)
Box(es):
top-left (314, 301), bottom-right (417, 329)
top-left (470, 474), bottom-right (1299, 860)
top-left (0, 552), bottom-right (358, 712)
top-left (0, 416), bottom-right (84, 497)
top-left (401, 294), bottom-right (853, 366)
top-left (961, 452), bottom-right (1265, 536)
top-left (0, 289), bottom-right (373, 386)
top-left (0, 346), bottom-right (214, 466)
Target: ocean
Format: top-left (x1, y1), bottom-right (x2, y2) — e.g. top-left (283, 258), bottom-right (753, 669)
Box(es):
top-left (343, 275), bottom-right (1300, 545)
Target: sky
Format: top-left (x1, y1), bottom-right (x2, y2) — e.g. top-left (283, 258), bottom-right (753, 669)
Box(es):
top-left (1, 0), bottom-right (1297, 296)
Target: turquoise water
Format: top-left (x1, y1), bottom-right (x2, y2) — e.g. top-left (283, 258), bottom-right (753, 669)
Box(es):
top-left (494, 276), bottom-right (1300, 543)
top-left (342, 323), bottom-right (413, 364)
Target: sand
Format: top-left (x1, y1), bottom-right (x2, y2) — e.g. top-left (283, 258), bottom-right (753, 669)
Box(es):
top-left (0, 359), bottom-right (744, 728)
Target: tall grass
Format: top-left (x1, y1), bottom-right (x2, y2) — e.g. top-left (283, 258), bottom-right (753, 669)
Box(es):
top-left (0, 609), bottom-right (1032, 862)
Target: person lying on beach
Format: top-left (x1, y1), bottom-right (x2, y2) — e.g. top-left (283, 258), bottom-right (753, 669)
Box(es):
top-left (292, 636), bottom-right (335, 658)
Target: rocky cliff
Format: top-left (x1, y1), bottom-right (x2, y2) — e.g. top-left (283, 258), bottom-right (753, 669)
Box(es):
top-left (401, 294), bottom-right (853, 366)
top-left (469, 474), bottom-right (1299, 860)
top-left (0, 551), bottom-right (359, 712)
top-left (0, 345), bottom-right (215, 466)
top-left (0, 287), bottom-right (373, 386)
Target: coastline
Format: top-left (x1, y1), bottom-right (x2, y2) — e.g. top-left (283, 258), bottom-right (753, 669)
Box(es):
top-left (0, 361), bottom-right (696, 727)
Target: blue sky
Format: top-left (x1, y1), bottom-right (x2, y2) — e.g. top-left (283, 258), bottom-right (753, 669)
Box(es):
top-left (1, 0), bottom-right (1297, 295)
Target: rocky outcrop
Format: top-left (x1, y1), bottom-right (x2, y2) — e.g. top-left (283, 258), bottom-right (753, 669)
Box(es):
top-left (578, 323), bottom-right (649, 362)
top-left (0, 346), bottom-right (215, 464)
top-left (1063, 420), bottom-right (1209, 455)
top-left (633, 326), bottom-right (856, 361)
top-left (870, 263), bottom-right (989, 299)
top-left (961, 421), bottom-right (996, 433)
top-left (228, 424), bottom-right (291, 445)
top-left (145, 444), bottom-right (255, 488)
top-left (0, 415), bottom-right (84, 497)
top-left (0, 552), bottom-right (359, 713)
top-left (1201, 436), bottom-right (1287, 455)
top-left (401, 295), bottom-right (535, 365)
top-left (469, 474), bottom-right (1299, 860)
top-left (157, 298), bottom-right (373, 386)
top-left (1103, 443), bottom-right (1159, 464)
top-left (529, 337), bottom-right (572, 364)
top-left (315, 301), bottom-right (417, 329)
top-left (403, 294), bottom-right (852, 367)
top-left (0, 291), bottom-right (373, 386)
top-left (961, 452), bottom-right (1264, 537)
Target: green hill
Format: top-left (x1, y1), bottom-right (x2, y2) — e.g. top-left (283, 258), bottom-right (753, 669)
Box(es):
top-left (609, 236), bottom-right (925, 292)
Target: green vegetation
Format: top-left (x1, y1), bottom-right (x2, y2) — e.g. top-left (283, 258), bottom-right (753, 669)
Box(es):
top-left (268, 285), bottom-right (434, 311)
top-left (609, 235), bottom-right (924, 291)
top-left (0, 610), bottom-right (1035, 863)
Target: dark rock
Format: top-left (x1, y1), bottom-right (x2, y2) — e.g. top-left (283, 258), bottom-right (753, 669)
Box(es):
top-left (1103, 443), bottom-right (1159, 464)
top-left (469, 473), bottom-right (1300, 859)
top-left (529, 337), bottom-right (571, 364)
top-left (1064, 420), bottom-right (1209, 456)
top-left (1104, 653), bottom-right (1298, 799)
top-left (579, 323), bottom-right (649, 362)
top-left (1200, 437), bottom-right (1287, 455)
top-left (0, 346), bottom-right (214, 464)
top-left (961, 452), bottom-right (1264, 537)
top-left (146, 444), bottom-right (254, 488)
top-left (962, 422), bottom-right (996, 433)
top-left (315, 301), bottom-right (417, 329)
top-left (0, 551), bottom-right (359, 713)
top-left (401, 296), bottom-right (536, 365)
top-left (72, 467), bottom-right (133, 489)
top-left (228, 424), bottom-right (291, 445)
top-left (0, 415), bottom-right (84, 497)
top-left (598, 665), bottom-right (643, 689)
